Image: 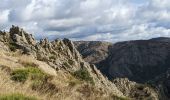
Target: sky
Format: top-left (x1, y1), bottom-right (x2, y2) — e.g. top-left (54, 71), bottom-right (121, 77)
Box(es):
top-left (0, 0), bottom-right (170, 42)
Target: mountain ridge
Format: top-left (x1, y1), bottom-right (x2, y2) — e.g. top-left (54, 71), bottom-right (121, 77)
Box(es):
top-left (75, 37), bottom-right (170, 100)
top-left (0, 25), bottom-right (161, 100)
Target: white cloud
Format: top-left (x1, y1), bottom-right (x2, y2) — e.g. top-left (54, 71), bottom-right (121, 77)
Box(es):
top-left (0, 0), bottom-right (170, 42)
top-left (0, 10), bottom-right (9, 23)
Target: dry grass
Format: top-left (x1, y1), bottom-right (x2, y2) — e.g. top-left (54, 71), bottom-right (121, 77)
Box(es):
top-left (0, 93), bottom-right (37, 100)
top-left (0, 49), bottom-right (123, 100)
top-left (18, 55), bottom-right (57, 76)
top-left (18, 55), bottom-right (38, 67)
top-left (0, 69), bottom-right (43, 99)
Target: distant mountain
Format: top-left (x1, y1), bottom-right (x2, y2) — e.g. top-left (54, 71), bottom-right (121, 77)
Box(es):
top-left (150, 37), bottom-right (170, 42)
top-left (74, 41), bottom-right (112, 64)
top-left (75, 38), bottom-right (170, 99)
top-left (102, 40), bottom-right (170, 82)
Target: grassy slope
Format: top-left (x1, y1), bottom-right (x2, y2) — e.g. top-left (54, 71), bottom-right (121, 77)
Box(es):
top-left (0, 49), bottom-right (128, 100)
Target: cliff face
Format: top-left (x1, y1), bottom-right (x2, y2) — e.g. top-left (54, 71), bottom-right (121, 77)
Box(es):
top-left (75, 39), bottom-right (170, 99)
top-left (103, 40), bottom-right (170, 82)
top-left (74, 41), bottom-right (111, 65)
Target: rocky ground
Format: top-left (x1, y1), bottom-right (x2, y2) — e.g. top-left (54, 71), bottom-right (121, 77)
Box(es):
top-left (0, 25), bottom-right (161, 100)
top-left (0, 26), bottom-right (125, 100)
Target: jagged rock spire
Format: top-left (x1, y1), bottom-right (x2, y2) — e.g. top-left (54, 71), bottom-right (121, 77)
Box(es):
top-left (9, 25), bottom-right (36, 45)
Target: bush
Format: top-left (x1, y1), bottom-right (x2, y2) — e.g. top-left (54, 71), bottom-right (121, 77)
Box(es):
top-left (27, 67), bottom-right (58, 94)
top-left (10, 67), bottom-right (48, 83)
top-left (27, 67), bottom-right (49, 80)
top-left (28, 67), bottom-right (50, 90)
top-left (8, 43), bottom-right (17, 52)
top-left (0, 93), bottom-right (37, 100)
top-left (11, 69), bottom-right (29, 82)
top-left (10, 67), bottom-right (58, 94)
top-left (73, 68), bottom-right (94, 84)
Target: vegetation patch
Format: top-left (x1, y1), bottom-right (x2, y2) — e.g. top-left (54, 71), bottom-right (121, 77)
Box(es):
top-left (73, 68), bottom-right (94, 84)
top-left (11, 67), bottom-right (48, 82)
top-left (8, 43), bottom-right (18, 52)
top-left (11, 69), bottom-right (29, 82)
top-left (10, 67), bottom-right (58, 94)
top-left (29, 67), bottom-right (58, 94)
top-left (0, 93), bottom-right (37, 100)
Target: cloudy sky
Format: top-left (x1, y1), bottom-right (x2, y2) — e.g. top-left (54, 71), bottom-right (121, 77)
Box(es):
top-left (0, 0), bottom-right (170, 42)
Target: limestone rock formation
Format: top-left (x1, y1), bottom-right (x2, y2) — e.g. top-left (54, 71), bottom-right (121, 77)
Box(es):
top-left (113, 78), bottom-right (158, 100)
top-left (0, 26), bottom-right (125, 99)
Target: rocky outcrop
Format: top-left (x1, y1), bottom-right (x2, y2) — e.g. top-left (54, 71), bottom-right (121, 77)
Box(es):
top-left (9, 25), bottom-right (36, 45)
top-left (0, 26), bottom-right (125, 98)
top-left (113, 78), bottom-right (159, 100)
top-left (2, 26), bottom-right (167, 99)
top-left (148, 68), bottom-right (170, 100)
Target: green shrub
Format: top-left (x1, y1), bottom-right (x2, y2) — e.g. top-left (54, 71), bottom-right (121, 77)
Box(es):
top-left (0, 93), bottom-right (37, 100)
top-left (27, 67), bottom-right (48, 80)
top-left (28, 67), bottom-right (50, 90)
top-left (10, 67), bottom-right (48, 83)
top-left (10, 67), bottom-right (58, 94)
top-left (8, 43), bottom-right (17, 52)
top-left (73, 68), bottom-right (94, 84)
top-left (11, 69), bottom-right (29, 82)
top-left (27, 67), bottom-right (58, 94)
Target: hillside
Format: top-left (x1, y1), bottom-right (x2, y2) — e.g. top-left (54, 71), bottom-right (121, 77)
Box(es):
top-left (0, 26), bottom-right (160, 100)
top-left (74, 41), bottom-right (112, 65)
top-left (0, 26), bottom-right (125, 100)
top-left (75, 38), bottom-right (170, 100)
